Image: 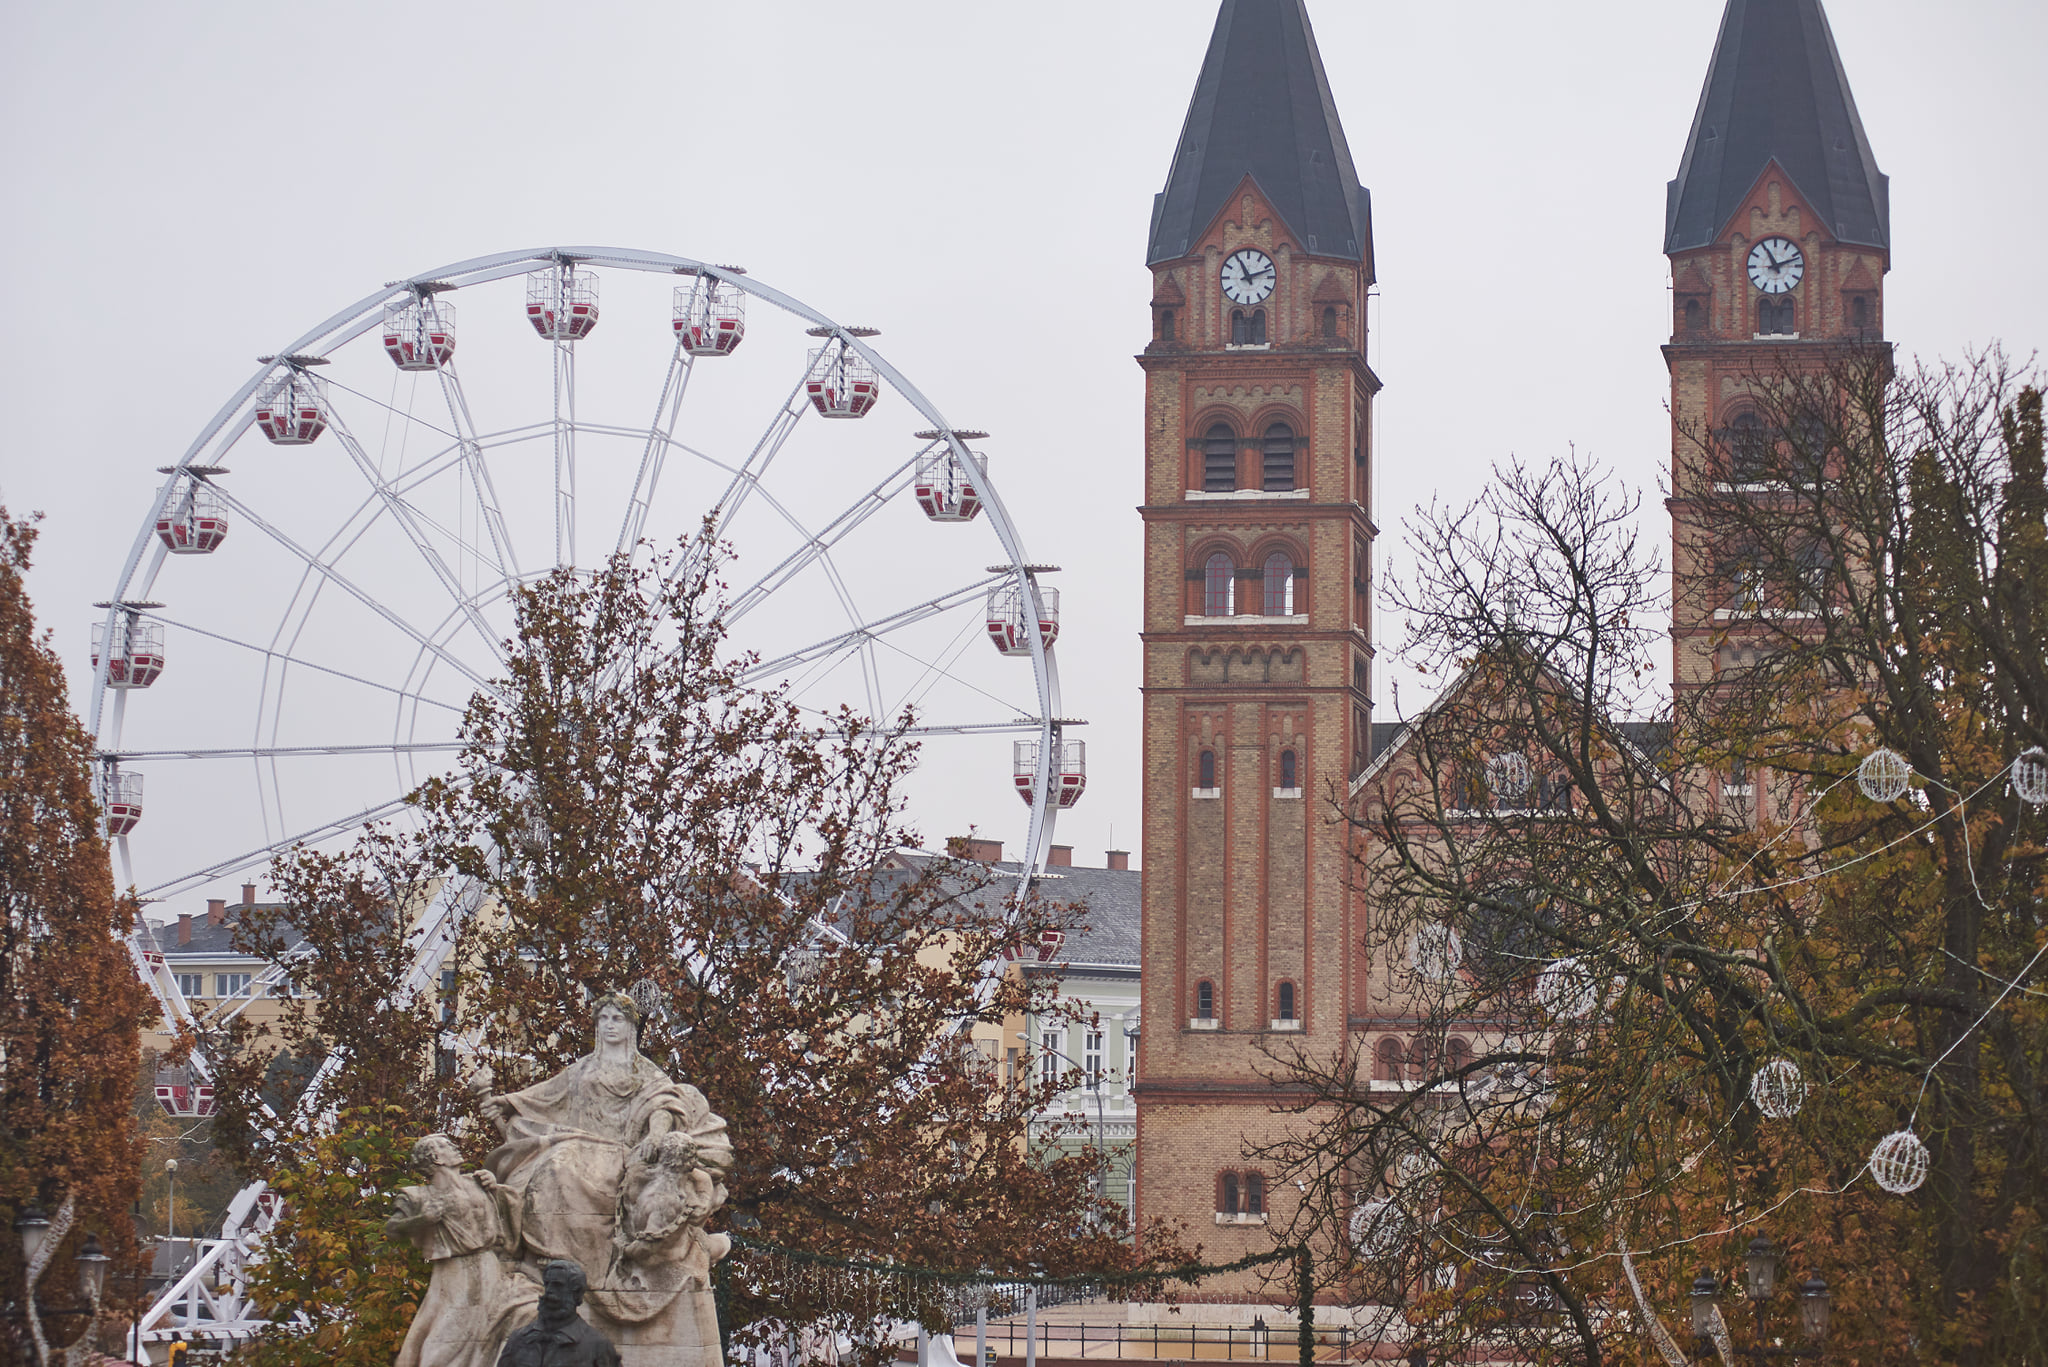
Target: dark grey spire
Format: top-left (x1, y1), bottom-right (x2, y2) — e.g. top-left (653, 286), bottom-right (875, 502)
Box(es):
top-left (1666, 0), bottom-right (1888, 253)
top-left (1147, 0), bottom-right (1372, 271)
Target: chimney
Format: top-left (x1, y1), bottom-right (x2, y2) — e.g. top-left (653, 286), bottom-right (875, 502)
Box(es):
top-left (206, 898), bottom-right (227, 926)
top-left (1048, 845), bottom-right (1073, 867)
top-left (1106, 850), bottom-right (1130, 871)
top-left (240, 882), bottom-right (258, 908)
top-left (946, 836), bottom-right (1003, 864)
top-left (177, 913), bottom-right (193, 946)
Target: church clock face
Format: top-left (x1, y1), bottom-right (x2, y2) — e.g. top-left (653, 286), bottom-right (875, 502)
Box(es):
top-left (1746, 237), bottom-right (1805, 294)
top-left (1220, 248), bottom-right (1276, 305)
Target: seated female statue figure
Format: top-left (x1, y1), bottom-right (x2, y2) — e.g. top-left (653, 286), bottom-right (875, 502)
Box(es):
top-left (480, 994), bottom-right (732, 1332)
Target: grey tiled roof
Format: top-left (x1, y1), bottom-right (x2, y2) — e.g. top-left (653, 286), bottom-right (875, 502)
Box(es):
top-left (1147, 0), bottom-right (1372, 269)
top-left (1666, 0), bottom-right (1888, 251)
top-left (887, 852), bottom-right (1141, 970)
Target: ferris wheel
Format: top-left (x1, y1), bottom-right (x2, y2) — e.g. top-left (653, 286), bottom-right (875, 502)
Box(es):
top-left (89, 247), bottom-right (1083, 913)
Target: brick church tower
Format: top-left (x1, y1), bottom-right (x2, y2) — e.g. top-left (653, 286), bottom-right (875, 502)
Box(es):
top-left (1132, 0), bottom-right (1377, 1272)
top-left (1665, 0), bottom-right (1889, 718)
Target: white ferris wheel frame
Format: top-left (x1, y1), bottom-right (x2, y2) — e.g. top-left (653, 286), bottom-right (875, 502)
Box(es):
top-left (101, 246), bottom-right (1072, 1352)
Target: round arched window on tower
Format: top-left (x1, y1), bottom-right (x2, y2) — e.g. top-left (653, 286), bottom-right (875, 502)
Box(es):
top-left (1204, 552), bottom-right (1235, 615)
top-left (1263, 552), bottom-right (1295, 614)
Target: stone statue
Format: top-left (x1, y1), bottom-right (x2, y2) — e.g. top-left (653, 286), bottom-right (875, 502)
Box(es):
top-left (495, 1261), bottom-right (621, 1367)
top-left (388, 1135), bottom-right (524, 1367)
top-left (394, 996), bottom-right (733, 1367)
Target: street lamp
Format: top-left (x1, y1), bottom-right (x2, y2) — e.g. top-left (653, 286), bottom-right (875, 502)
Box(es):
top-left (1797, 1275), bottom-right (1831, 1342)
top-left (74, 1233), bottom-right (111, 1305)
top-left (1691, 1234), bottom-right (1832, 1360)
top-left (14, 1203), bottom-right (53, 1267)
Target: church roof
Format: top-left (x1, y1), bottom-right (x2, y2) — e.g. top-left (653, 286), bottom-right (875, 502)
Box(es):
top-left (1147, 0), bottom-right (1373, 271)
top-left (1665, 0), bottom-right (1888, 253)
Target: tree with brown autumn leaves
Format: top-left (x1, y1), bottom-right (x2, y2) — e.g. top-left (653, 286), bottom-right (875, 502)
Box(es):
top-left (1252, 354), bottom-right (2045, 1365)
top-left (205, 535), bottom-right (1183, 1367)
top-left (1, 509), bottom-right (152, 1367)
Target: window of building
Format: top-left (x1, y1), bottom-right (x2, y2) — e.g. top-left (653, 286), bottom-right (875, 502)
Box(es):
top-left (1198, 749), bottom-right (1217, 789)
top-left (1040, 1029), bottom-right (1061, 1087)
top-left (1160, 310), bottom-right (1176, 341)
top-left (1195, 980), bottom-right (1215, 1020)
top-left (1407, 1036), bottom-right (1439, 1081)
top-left (1203, 424), bottom-right (1237, 492)
top-left (1245, 1171), bottom-right (1265, 1215)
top-left (1279, 749), bottom-right (1298, 790)
top-left (1726, 546), bottom-right (1767, 614)
top-left (1683, 297), bottom-right (1701, 331)
top-left (1758, 296), bottom-right (1795, 335)
top-left (1447, 1036), bottom-right (1472, 1074)
top-left (175, 972), bottom-right (205, 999)
top-left (1084, 1029), bottom-right (1104, 1089)
top-left (1276, 981), bottom-right (1296, 1021)
top-left (1229, 309), bottom-right (1249, 344)
top-left (1375, 1036), bottom-right (1405, 1083)
top-left (1262, 551), bottom-right (1295, 614)
top-left (1727, 411), bottom-right (1772, 482)
top-left (1322, 305), bottom-right (1338, 339)
top-left (216, 972), bottom-right (252, 998)
top-left (1204, 553), bottom-right (1234, 615)
top-left (1262, 423), bottom-right (1296, 491)
top-left (440, 967), bottom-right (458, 1023)
top-left (1005, 1047), bottom-right (1017, 1087)
top-left (1851, 295), bottom-right (1869, 328)
top-left (1220, 1171), bottom-right (1240, 1215)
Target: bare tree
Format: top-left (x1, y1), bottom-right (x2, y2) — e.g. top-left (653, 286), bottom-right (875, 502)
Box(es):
top-left (1254, 354), bottom-right (2046, 1365)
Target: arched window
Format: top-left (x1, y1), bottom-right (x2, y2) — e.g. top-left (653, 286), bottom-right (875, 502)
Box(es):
top-left (1249, 309), bottom-right (1268, 344)
top-left (1219, 1171), bottom-right (1240, 1215)
top-left (1321, 305), bottom-right (1338, 339)
top-left (1851, 295), bottom-right (1869, 328)
top-left (1203, 424), bottom-right (1237, 492)
top-left (1263, 552), bottom-right (1295, 614)
top-left (1279, 749), bottom-right (1298, 790)
top-left (1447, 1036), bottom-right (1472, 1074)
top-left (1197, 749), bottom-right (1217, 789)
top-left (1262, 423), bottom-right (1296, 491)
top-left (1230, 309), bottom-right (1250, 345)
top-left (1244, 1171), bottom-right (1265, 1215)
top-left (1727, 411), bottom-right (1771, 482)
top-left (1276, 980), bottom-right (1296, 1021)
top-left (1195, 980), bottom-right (1215, 1020)
top-left (1683, 297), bottom-right (1701, 331)
top-left (1204, 552), bottom-right (1234, 616)
top-left (1375, 1036), bottom-right (1405, 1083)
top-left (1758, 296), bottom-right (1794, 335)
top-left (1160, 310), bottom-right (1176, 342)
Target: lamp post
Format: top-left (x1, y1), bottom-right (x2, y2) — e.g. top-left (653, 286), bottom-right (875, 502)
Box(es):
top-left (1687, 1233), bottom-right (1832, 1361)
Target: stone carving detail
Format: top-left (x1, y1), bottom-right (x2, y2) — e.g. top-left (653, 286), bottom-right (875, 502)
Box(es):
top-left (394, 995), bottom-right (732, 1367)
top-left (1188, 646), bottom-right (1304, 686)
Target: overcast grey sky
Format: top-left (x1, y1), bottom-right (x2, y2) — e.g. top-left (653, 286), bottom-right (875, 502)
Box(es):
top-left (3, 1), bottom-right (2043, 904)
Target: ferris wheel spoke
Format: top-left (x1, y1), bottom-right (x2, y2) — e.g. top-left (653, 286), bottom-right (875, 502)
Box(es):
top-left (147, 611), bottom-right (468, 717)
top-left (617, 346), bottom-right (697, 558)
top-left (204, 485), bottom-right (497, 693)
top-left (737, 575), bottom-right (1001, 690)
top-left (868, 614), bottom-right (1041, 720)
top-left (136, 794), bottom-right (415, 902)
top-left (323, 410), bottom-right (509, 666)
top-left (434, 366), bottom-right (521, 581)
top-left (724, 452), bottom-right (923, 624)
top-left (105, 742), bottom-right (466, 761)
top-left (698, 374), bottom-right (810, 552)
top-left (553, 339), bottom-right (577, 568)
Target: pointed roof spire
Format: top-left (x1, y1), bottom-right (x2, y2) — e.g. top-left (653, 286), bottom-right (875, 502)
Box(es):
top-left (1148, 0), bottom-right (1372, 271)
top-left (1666, 0), bottom-right (1888, 253)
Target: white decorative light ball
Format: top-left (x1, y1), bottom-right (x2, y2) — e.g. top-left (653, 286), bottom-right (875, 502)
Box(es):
top-left (1748, 1057), bottom-right (1807, 1120)
top-left (1857, 748), bottom-right (1912, 803)
top-left (1869, 1129), bottom-right (1931, 1194)
top-left (1409, 924), bottom-right (1463, 980)
top-left (2014, 747), bottom-right (2048, 806)
top-left (1487, 752), bottom-right (1533, 799)
top-left (1350, 1199), bottom-right (1405, 1257)
top-left (1394, 1151), bottom-right (1431, 1185)
top-left (1536, 956), bottom-right (1599, 1019)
